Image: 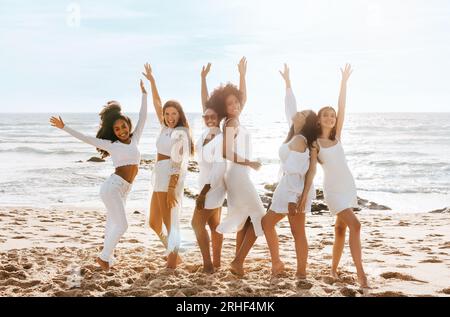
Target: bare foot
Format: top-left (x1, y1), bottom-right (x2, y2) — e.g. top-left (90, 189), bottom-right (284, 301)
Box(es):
top-left (163, 254), bottom-right (182, 265)
top-left (166, 252), bottom-right (179, 269)
top-left (213, 260), bottom-right (221, 269)
top-left (96, 257), bottom-right (110, 271)
top-left (358, 274), bottom-right (370, 289)
top-left (203, 264), bottom-right (215, 274)
top-left (330, 270), bottom-right (341, 279)
top-left (296, 272), bottom-right (307, 280)
top-left (229, 260), bottom-right (244, 277)
top-left (271, 261), bottom-right (285, 277)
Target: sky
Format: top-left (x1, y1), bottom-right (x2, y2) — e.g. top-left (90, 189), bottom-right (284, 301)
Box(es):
top-left (0, 0), bottom-right (449, 114)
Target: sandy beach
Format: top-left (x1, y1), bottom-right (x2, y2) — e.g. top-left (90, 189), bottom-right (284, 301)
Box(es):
top-left (0, 203), bottom-right (449, 297)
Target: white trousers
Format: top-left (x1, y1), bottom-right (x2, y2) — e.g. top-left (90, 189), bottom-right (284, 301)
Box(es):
top-left (99, 174), bottom-right (131, 265)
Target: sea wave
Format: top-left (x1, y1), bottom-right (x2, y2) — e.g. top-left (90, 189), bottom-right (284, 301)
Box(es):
top-left (0, 146), bottom-right (93, 156)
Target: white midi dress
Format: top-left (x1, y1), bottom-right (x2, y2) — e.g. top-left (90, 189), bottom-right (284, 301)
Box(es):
top-left (216, 121), bottom-right (266, 237)
top-left (195, 129), bottom-right (227, 210)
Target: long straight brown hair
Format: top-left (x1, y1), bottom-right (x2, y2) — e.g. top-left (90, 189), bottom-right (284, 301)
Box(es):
top-left (163, 100), bottom-right (194, 156)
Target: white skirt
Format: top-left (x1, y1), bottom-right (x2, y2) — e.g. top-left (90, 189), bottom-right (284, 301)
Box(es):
top-left (216, 162), bottom-right (265, 237)
top-left (270, 174), bottom-right (315, 214)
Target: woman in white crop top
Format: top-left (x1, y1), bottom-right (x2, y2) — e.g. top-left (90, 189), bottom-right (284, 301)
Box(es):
top-left (207, 57), bottom-right (266, 277)
top-left (190, 62), bottom-right (235, 274)
top-left (262, 64), bottom-right (319, 278)
top-left (49, 68), bottom-right (149, 271)
top-left (143, 63), bottom-right (194, 269)
top-left (302, 64), bottom-right (369, 288)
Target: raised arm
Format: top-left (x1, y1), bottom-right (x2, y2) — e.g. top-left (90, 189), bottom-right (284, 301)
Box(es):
top-left (201, 63), bottom-right (211, 112)
top-left (142, 63), bottom-right (163, 125)
top-left (132, 79), bottom-right (148, 143)
top-left (238, 57), bottom-right (247, 110)
top-left (50, 116), bottom-right (112, 151)
top-left (296, 143), bottom-right (318, 213)
top-left (335, 63), bottom-right (352, 140)
top-left (222, 118), bottom-right (261, 170)
top-left (280, 63), bottom-right (298, 128)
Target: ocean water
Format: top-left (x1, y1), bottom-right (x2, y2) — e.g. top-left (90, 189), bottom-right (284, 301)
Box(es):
top-left (0, 112), bottom-right (449, 213)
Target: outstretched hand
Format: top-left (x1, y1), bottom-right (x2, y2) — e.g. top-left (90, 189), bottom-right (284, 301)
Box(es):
top-left (279, 63), bottom-right (290, 83)
top-left (201, 63), bottom-right (211, 78)
top-left (142, 63), bottom-right (154, 81)
top-left (341, 63), bottom-right (353, 83)
top-left (140, 79), bottom-right (147, 94)
top-left (238, 56), bottom-right (247, 76)
top-left (50, 116), bottom-right (65, 129)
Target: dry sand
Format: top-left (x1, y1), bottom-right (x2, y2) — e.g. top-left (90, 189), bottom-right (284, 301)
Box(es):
top-left (0, 205), bottom-right (449, 297)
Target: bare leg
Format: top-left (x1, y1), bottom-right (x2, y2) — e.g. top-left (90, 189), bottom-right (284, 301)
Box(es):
top-left (149, 192), bottom-right (166, 247)
top-left (191, 208), bottom-right (215, 273)
top-left (230, 218), bottom-right (257, 277)
top-left (207, 208), bottom-right (223, 269)
top-left (337, 209), bottom-right (368, 288)
top-left (235, 218), bottom-right (250, 257)
top-left (288, 212), bottom-right (308, 279)
top-left (157, 192), bottom-right (181, 269)
top-left (331, 215), bottom-right (347, 278)
top-left (262, 211), bottom-right (286, 276)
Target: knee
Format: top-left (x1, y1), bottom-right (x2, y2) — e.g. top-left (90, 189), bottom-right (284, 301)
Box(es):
top-left (191, 217), bottom-right (204, 232)
top-left (149, 218), bottom-right (161, 233)
top-left (349, 219), bottom-right (361, 233)
top-left (334, 224), bottom-right (347, 236)
top-left (209, 222), bottom-right (219, 234)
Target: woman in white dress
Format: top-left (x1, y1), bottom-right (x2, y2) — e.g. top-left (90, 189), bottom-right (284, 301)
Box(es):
top-left (300, 64), bottom-right (369, 288)
top-left (262, 64), bottom-right (318, 278)
top-left (190, 62), bottom-right (228, 273)
top-left (143, 63), bottom-right (194, 269)
top-left (49, 68), bottom-right (148, 271)
top-left (209, 57), bottom-right (266, 277)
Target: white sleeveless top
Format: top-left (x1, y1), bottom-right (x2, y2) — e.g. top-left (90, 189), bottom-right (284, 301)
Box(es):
top-left (62, 93), bottom-right (147, 168)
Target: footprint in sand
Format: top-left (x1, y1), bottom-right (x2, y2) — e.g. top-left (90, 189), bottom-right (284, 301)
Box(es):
top-left (380, 272), bottom-right (427, 283)
top-left (419, 258), bottom-right (443, 263)
top-left (340, 287), bottom-right (358, 297)
top-left (296, 279), bottom-right (313, 290)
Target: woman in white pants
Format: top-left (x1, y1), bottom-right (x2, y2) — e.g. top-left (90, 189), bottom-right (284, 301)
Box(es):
top-left (144, 63), bottom-right (194, 269)
top-left (49, 67), bottom-right (149, 271)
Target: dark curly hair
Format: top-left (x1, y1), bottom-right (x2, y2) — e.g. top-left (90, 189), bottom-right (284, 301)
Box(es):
top-left (284, 110), bottom-right (319, 148)
top-left (96, 101), bottom-right (132, 158)
top-left (206, 83), bottom-right (243, 122)
top-left (318, 106), bottom-right (337, 141)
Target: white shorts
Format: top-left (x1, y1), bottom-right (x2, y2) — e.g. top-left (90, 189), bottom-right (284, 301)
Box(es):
top-left (152, 159), bottom-right (171, 192)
